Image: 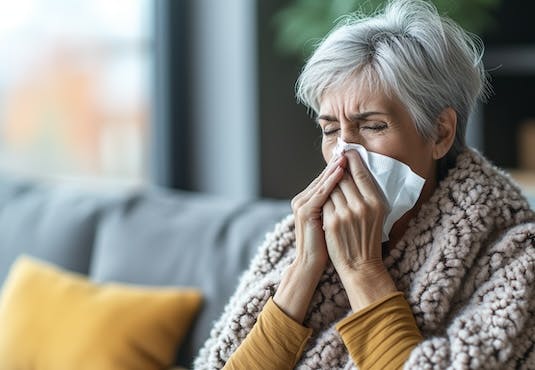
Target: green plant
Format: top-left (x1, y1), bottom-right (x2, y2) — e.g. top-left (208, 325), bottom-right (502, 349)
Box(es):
top-left (273, 0), bottom-right (502, 59)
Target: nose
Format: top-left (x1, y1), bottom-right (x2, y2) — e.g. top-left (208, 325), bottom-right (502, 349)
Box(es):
top-left (340, 123), bottom-right (361, 144)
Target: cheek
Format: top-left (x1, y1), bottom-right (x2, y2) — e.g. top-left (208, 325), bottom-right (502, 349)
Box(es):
top-left (321, 137), bottom-right (336, 163)
top-left (404, 145), bottom-right (435, 179)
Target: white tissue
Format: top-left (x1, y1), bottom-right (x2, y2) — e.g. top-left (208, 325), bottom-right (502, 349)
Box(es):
top-left (332, 138), bottom-right (425, 242)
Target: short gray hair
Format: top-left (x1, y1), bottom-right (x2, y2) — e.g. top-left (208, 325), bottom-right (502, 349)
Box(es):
top-left (296, 0), bottom-right (489, 163)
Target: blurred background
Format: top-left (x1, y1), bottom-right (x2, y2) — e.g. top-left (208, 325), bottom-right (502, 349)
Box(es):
top-left (0, 0), bottom-right (534, 200)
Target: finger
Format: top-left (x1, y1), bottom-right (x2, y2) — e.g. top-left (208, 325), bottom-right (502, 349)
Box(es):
top-left (337, 173), bottom-right (362, 203)
top-left (329, 185), bottom-right (347, 210)
top-left (299, 156), bottom-right (346, 202)
top-left (307, 164), bottom-right (345, 208)
top-left (322, 198), bottom-right (335, 227)
top-left (292, 156), bottom-right (345, 209)
top-left (344, 150), bottom-right (381, 201)
top-left (306, 155), bottom-right (345, 195)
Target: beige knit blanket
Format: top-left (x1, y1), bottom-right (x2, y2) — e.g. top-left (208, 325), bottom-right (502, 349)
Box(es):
top-left (194, 149), bottom-right (535, 369)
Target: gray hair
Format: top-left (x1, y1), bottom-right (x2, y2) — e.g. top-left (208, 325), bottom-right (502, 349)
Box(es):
top-left (296, 0), bottom-right (489, 164)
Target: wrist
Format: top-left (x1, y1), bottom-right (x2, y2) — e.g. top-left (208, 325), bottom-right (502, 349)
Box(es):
top-left (337, 263), bottom-right (398, 312)
top-left (273, 261), bottom-right (324, 323)
top-left (290, 257), bottom-right (325, 279)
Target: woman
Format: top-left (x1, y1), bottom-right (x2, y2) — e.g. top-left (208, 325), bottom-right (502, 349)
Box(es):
top-left (195, 0), bottom-right (535, 369)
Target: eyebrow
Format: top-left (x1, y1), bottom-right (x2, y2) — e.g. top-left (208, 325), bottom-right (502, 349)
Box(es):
top-left (316, 111), bottom-right (388, 123)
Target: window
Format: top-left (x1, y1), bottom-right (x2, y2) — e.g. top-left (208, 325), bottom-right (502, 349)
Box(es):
top-left (0, 0), bottom-right (152, 186)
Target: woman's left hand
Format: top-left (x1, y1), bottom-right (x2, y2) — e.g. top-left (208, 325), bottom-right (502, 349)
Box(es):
top-left (322, 150), bottom-right (398, 311)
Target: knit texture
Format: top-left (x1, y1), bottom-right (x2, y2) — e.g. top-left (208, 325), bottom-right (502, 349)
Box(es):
top-left (194, 149), bottom-right (535, 370)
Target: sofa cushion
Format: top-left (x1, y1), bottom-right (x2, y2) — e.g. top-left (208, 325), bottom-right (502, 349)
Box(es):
top-left (0, 256), bottom-right (202, 370)
top-left (89, 188), bottom-right (290, 367)
top-left (0, 175), bottom-right (114, 286)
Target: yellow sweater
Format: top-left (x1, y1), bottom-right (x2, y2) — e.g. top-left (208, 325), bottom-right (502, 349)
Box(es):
top-left (223, 292), bottom-right (422, 370)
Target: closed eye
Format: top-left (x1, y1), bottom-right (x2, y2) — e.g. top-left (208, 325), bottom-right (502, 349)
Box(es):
top-left (322, 128), bottom-right (340, 136)
top-left (361, 123), bottom-right (387, 131)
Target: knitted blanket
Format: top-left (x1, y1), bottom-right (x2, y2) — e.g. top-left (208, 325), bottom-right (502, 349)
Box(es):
top-left (194, 149), bottom-right (535, 370)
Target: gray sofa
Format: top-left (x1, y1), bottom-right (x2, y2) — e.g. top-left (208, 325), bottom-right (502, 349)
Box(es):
top-left (0, 173), bottom-right (290, 368)
top-left (1, 173), bottom-right (533, 369)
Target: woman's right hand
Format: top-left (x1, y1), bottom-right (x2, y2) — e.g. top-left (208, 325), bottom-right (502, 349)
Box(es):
top-left (291, 155), bottom-right (347, 272)
top-left (273, 155), bottom-right (346, 323)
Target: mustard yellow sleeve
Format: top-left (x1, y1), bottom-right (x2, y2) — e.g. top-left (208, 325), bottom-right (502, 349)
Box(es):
top-left (336, 292), bottom-right (423, 370)
top-left (223, 297), bottom-right (313, 370)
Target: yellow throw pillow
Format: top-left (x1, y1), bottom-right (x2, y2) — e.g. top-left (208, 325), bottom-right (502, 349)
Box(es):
top-left (0, 256), bottom-right (202, 370)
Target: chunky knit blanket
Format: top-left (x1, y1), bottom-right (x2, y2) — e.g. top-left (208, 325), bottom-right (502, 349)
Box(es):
top-left (194, 149), bottom-right (535, 370)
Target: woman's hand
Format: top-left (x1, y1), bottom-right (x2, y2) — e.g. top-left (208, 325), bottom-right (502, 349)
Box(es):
top-left (322, 150), bottom-right (398, 311)
top-left (291, 154), bottom-right (346, 273)
top-left (273, 155), bottom-right (346, 323)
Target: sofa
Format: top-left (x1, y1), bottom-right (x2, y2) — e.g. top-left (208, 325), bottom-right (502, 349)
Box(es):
top-left (0, 172), bottom-right (533, 370)
top-left (0, 173), bottom-right (291, 369)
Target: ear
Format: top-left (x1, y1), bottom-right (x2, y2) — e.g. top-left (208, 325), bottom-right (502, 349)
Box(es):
top-left (432, 107), bottom-right (457, 160)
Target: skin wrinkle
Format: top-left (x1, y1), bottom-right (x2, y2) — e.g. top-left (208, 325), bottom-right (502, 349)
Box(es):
top-left (317, 76), bottom-right (451, 249)
top-left (194, 148), bottom-right (535, 369)
top-left (194, 0), bottom-right (535, 366)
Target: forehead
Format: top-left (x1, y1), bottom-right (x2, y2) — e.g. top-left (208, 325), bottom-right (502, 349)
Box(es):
top-left (319, 79), bottom-right (398, 114)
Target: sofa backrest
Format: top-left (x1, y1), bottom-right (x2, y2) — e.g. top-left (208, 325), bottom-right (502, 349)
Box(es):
top-left (0, 175), bottom-right (291, 368)
top-left (90, 188), bottom-right (290, 366)
top-left (0, 175), bottom-right (115, 284)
